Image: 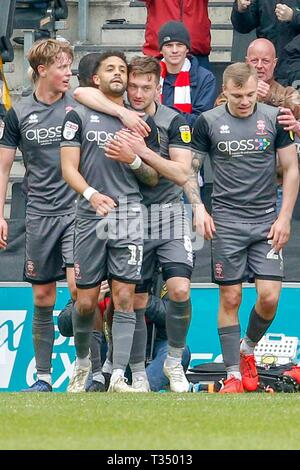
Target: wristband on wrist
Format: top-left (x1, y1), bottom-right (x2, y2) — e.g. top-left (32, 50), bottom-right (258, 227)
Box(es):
top-left (129, 155), bottom-right (142, 170)
top-left (83, 186), bottom-right (98, 201)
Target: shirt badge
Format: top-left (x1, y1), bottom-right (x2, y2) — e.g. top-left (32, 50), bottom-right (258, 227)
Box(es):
top-left (179, 125), bottom-right (191, 143)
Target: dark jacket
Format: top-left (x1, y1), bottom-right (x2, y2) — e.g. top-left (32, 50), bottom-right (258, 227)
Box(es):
top-left (231, 0), bottom-right (300, 57)
top-left (277, 33), bottom-right (300, 86)
top-left (161, 56), bottom-right (216, 127)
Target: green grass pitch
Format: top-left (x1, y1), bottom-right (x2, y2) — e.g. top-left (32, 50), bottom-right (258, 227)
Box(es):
top-left (1, 393), bottom-right (300, 450)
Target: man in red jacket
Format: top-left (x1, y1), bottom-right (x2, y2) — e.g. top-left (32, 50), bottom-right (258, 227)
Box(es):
top-left (141, 0), bottom-right (211, 69)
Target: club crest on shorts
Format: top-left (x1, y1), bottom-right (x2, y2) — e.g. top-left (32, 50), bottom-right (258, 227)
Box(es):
top-left (63, 121), bottom-right (79, 140)
top-left (0, 121), bottom-right (5, 139)
top-left (74, 263), bottom-right (82, 280)
top-left (26, 260), bottom-right (36, 277)
top-left (215, 262), bottom-right (224, 279)
top-left (179, 125), bottom-right (191, 143)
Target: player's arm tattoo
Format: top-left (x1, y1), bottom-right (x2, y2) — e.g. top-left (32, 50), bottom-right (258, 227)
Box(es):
top-left (133, 161), bottom-right (159, 187)
top-left (183, 150), bottom-right (207, 205)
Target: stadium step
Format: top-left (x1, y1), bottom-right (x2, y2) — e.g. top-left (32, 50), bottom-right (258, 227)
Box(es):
top-left (7, 0), bottom-right (233, 92)
top-left (101, 23), bottom-right (233, 48)
top-left (129, 1), bottom-right (233, 24)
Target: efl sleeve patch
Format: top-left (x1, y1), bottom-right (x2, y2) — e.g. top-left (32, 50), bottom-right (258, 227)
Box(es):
top-left (63, 121), bottom-right (79, 140)
top-left (179, 125), bottom-right (191, 143)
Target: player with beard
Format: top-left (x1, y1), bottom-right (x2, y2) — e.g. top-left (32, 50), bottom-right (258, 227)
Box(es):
top-left (60, 51), bottom-right (160, 392)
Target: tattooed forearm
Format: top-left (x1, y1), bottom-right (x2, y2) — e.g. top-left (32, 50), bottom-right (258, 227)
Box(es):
top-left (133, 161), bottom-right (159, 187)
top-left (192, 150), bottom-right (206, 173)
top-left (184, 171), bottom-right (202, 205)
top-left (183, 150), bottom-right (207, 205)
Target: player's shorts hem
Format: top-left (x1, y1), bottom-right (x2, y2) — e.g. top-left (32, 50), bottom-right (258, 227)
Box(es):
top-left (135, 279), bottom-right (152, 294)
top-left (161, 262), bottom-right (193, 281)
top-left (213, 277), bottom-right (247, 286)
top-left (254, 275), bottom-right (283, 281)
top-left (109, 274), bottom-right (141, 284)
top-left (75, 279), bottom-right (104, 289)
top-left (24, 274), bottom-right (66, 284)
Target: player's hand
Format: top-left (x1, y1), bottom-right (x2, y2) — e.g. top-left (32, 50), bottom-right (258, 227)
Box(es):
top-left (99, 280), bottom-right (110, 301)
top-left (275, 3), bottom-right (293, 22)
top-left (104, 133), bottom-right (136, 164)
top-left (191, 203), bottom-right (204, 237)
top-left (0, 217), bottom-right (8, 249)
top-left (89, 192), bottom-right (116, 217)
top-left (257, 80), bottom-right (270, 99)
top-left (114, 129), bottom-right (147, 156)
top-left (237, 0), bottom-right (252, 12)
top-left (118, 108), bottom-right (150, 137)
top-left (277, 107), bottom-right (300, 133)
top-left (267, 215), bottom-right (291, 252)
top-left (202, 204), bottom-right (216, 240)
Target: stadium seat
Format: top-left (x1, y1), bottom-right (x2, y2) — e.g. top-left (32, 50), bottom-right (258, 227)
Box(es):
top-left (0, 0), bottom-right (16, 63)
top-left (14, 1), bottom-right (68, 30)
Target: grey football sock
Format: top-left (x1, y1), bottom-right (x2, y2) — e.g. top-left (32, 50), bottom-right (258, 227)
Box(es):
top-left (129, 308), bottom-right (147, 368)
top-left (112, 311), bottom-right (136, 371)
top-left (72, 303), bottom-right (95, 359)
top-left (91, 330), bottom-right (104, 375)
top-left (218, 324), bottom-right (241, 374)
top-left (33, 305), bottom-right (54, 376)
top-left (166, 299), bottom-right (191, 349)
top-left (246, 307), bottom-right (274, 344)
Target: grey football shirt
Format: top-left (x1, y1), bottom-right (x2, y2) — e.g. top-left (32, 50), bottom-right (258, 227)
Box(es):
top-left (139, 103), bottom-right (192, 206)
top-left (192, 103), bottom-right (295, 221)
top-left (0, 92), bottom-right (77, 216)
top-left (60, 104), bottom-right (159, 219)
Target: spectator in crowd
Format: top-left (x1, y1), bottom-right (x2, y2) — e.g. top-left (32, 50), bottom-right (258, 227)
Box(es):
top-left (140, 0), bottom-right (211, 69)
top-left (0, 39), bottom-right (77, 392)
top-left (231, 0), bottom-right (300, 84)
top-left (158, 20), bottom-right (216, 199)
top-left (158, 21), bottom-right (216, 128)
top-left (216, 38), bottom-right (300, 121)
top-left (192, 63), bottom-right (299, 393)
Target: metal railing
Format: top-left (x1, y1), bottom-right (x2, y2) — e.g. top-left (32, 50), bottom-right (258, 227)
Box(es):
top-left (78, 0), bottom-right (89, 43)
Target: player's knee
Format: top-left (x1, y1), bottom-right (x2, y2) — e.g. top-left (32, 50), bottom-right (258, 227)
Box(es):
top-left (134, 293), bottom-right (148, 310)
top-left (169, 283), bottom-right (190, 302)
top-left (77, 297), bottom-right (97, 315)
top-left (33, 284), bottom-right (56, 306)
top-left (258, 291), bottom-right (279, 313)
top-left (115, 287), bottom-right (134, 312)
top-left (221, 288), bottom-right (242, 312)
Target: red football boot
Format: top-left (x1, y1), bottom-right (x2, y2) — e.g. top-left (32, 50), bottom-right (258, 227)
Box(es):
top-left (283, 366), bottom-right (300, 384)
top-left (219, 376), bottom-right (244, 393)
top-left (240, 353), bottom-right (259, 391)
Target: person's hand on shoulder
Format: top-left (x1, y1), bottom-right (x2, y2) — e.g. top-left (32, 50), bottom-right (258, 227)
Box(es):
top-left (237, 0), bottom-right (252, 12)
top-left (275, 3), bottom-right (294, 22)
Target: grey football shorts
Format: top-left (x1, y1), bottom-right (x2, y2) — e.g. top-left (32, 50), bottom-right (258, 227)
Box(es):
top-left (136, 203), bottom-right (194, 292)
top-left (211, 218), bottom-right (284, 285)
top-left (24, 212), bottom-right (75, 284)
top-left (74, 209), bottom-right (144, 289)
